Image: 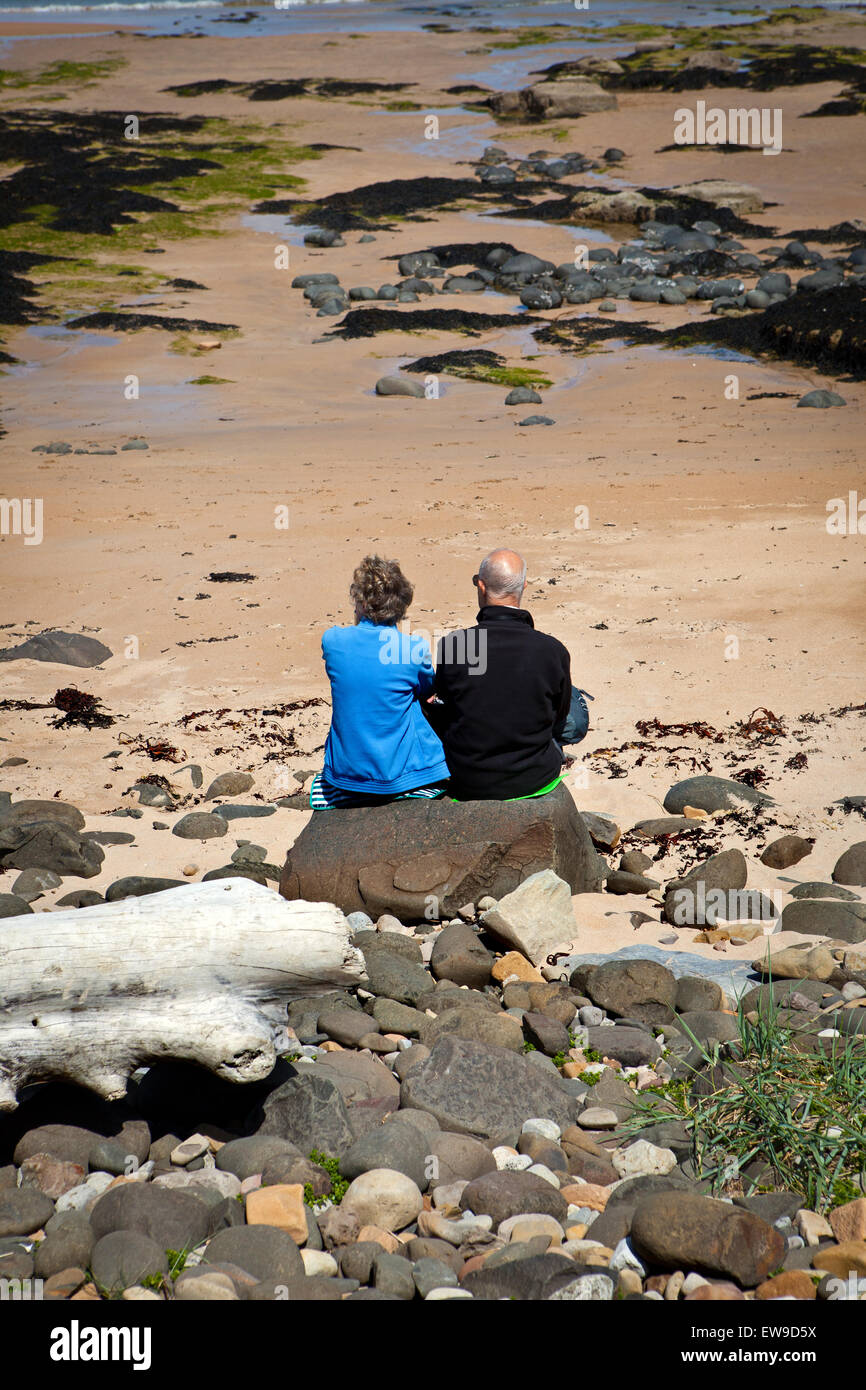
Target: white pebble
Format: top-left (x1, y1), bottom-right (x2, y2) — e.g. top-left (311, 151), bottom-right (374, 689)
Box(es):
top-left (527, 1163), bottom-right (560, 1188)
top-left (521, 1118), bottom-right (561, 1142)
top-left (492, 1147), bottom-right (532, 1172)
top-left (301, 1250), bottom-right (338, 1277)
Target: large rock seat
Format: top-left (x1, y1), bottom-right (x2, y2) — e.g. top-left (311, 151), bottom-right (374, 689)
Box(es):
top-left (279, 782), bottom-right (603, 920)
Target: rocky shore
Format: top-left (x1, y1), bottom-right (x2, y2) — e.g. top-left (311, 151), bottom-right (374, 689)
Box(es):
top-left (1, 756), bottom-right (864, 1303)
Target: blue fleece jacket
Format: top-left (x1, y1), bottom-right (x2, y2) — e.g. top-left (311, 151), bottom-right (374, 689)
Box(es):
top-left (321, 619), bottom-right (450, 794)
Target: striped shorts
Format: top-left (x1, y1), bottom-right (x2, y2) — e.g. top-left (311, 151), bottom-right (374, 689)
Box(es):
top-left (309, 773), bottom-right (448, 811)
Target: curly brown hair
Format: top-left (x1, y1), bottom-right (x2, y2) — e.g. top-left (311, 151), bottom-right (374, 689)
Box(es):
top-left (350, 554), bottom-right (413, 626)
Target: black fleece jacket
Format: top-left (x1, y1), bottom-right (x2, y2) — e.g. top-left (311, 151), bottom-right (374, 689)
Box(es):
top-left (432, 605), bottom-right (571, 800)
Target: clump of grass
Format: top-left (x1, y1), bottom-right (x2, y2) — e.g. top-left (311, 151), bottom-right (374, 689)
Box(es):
top-left (624, 983), bottom-right (866, 1214)
top-left (188, 374), bottom-right (233, 385)
top-left (306, 1150), bottom-right (349, 1206)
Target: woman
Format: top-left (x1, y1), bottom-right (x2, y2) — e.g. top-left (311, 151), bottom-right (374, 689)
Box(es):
top-left (310, 554), bottom-right (450, 809)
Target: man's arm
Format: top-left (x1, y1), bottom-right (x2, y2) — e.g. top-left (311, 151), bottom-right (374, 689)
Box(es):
top-left (552, 645), bottom-right (572, 742)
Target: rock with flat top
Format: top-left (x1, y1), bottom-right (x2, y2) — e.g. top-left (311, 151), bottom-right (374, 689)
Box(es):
top-left (280, 782), bottom-right (602, 920)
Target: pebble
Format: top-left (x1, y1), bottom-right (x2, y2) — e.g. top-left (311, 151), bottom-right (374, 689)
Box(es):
top-left (301, 1249), bottom-right (338, 1277)
top-left (521, 1118), bottom-right (561, 1143)
top-left (578, 1107), bottom-right (619, 1130)
top-left (493, 1148), bottom-right (533, 1172)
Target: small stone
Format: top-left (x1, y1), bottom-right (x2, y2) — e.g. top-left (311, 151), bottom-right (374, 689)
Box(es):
top-left (19, 1155), bottom-right (85, 1200)
top-left (171, 1135), bottom-right (211, 1166)
top-left (559, 1182), bottom-right (609, 1212)
top-left (172, 812), bottom-right (227, 841)
top-left (682, 1272), bottom-right (710, 1295)
top-left (617, 1268), bottom-right (643, 1296)
top-left (796, 1209), bottom-right (834, 1245)
top-left (246, 1184), bottom-right (308, 1244)
top-left (578, 1108), bottom-right (619, 1131)
top-left (522, 1118), bottom-right (562, 1143)
top-left (612, 1141), bottom-right (677, 1180)
top-left (498, 1213), bottom-right (564, 1245)
top-left (341, 1170), bottom-right (423, 1232)
top-left (548, 1273), bottom-right (614, 1300)
top-left (491, 952), bottom-right (544, 984)
top-left (812, 1241), bottom-right (866, 1278)
top-left (301, 1249), bottom-right (338, 1277)
top-left (685, 1280), bottom-right (746, 1301)
top-left (756, 1270), bottom-right (816, 1300)
top-left (175, 1271), bottom-right (239, 1301)
top-left (43, 1267), bottom-right (87, 1300)
top-left (829, 1199), bottom-right (866, 1244)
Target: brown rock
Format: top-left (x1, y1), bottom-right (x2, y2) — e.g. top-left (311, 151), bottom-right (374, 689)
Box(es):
top-left (280, 782), bottom-right (603, 918)
top-left (685, 1281), bottom-right (746, 1301)
top-left (829, 1199), bottom-right (866, 1244)
top-left (19, 1154), bottom-right (86, 1200)
top-left (43, 1267), bottom-right (87, 1300)
top-left (559, 1182), bottom-right (609, 1212)
top-left (812, 1241), bottom-right (866, 1278)
top-left (630, 1193), bottom-right (785, 1287)
top-left (756, 1270), bottom-right (816, 1300)
top-left (492, 952), bottom-right (543, 984)
top-left (245, 1184), bottom-right (307, 1243)
top-left (357, 1224), bottom-right (401, 1254)
top-left (760, 835), bottom-right (812, 870)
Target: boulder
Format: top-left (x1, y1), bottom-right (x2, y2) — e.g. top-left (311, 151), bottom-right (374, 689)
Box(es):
top-left (430, 922), bottom-right (493, 988)
top-left (583, 959), bottom-right (677, 1025)
top-left (459, 1170), bottom-right (568, 1227)
top-left (400, 1036), bottom-right (575, 1145)
top-left (419, 1005), bottom-right (524, 1053)
top-left (91, 1232), bottom-right (168, 1296)
top-left (90, 1185), bottom-right (210, 1251)
top-left (833, 843), bottom-right (866, 887)
top-left (279, 782), bottom-right (603, 920)
top-left (0, 631), bottom-right (113, 667)
top-left (779, 899), bottom-right (866, 943)
top-left (0, 1189), bottom-right (55, 1237)
top-left (489, 78), bottom-right (617, 121)
top-left (428, 1133), bottom-right (497, 1186)
top-left (750, 943), bottom-right (836, 982)
top-left (256, 1073), bottom-right (358, 1160)
top-left (663, 776), bottom-right (771, 815)
top-left (341, 1170), bottom-right (423, 1232)
top-left (341, 1125), bottom-right (429, 1191)
top-left (668, 180), bottom-right (764, 215)
top-left (203, 1226), bottom-right (305, 1285)
top-left (631, 1192), bottom-right (784, 1287)
top-left (0, 821), bottom-right (103, 878)
top-left (0, 800), bottom-right (85, 831)
top-left (760, 835), bottom-right (812, 870)
top-left (663, 849), bottom-right (750, 926)
top-left (480, 870), bottom-right (576, 966)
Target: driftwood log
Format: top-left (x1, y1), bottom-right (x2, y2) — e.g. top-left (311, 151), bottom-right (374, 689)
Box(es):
top-left (0, 878), bottom-right (365, 1112)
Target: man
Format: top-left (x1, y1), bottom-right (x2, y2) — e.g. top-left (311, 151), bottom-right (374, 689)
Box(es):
top-left (432, 549), bottom-right (590, 801)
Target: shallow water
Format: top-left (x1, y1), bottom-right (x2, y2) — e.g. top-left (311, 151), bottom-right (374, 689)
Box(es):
top-left (0, 0), bottom-right (808, 44)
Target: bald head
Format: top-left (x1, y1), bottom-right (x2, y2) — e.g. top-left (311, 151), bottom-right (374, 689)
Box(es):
top-left (476, 549), bottom-right (526, 608)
